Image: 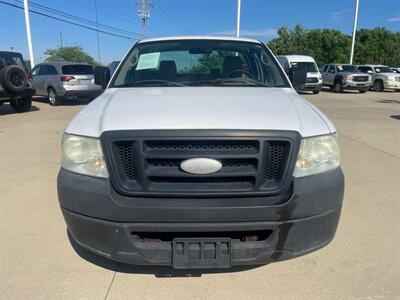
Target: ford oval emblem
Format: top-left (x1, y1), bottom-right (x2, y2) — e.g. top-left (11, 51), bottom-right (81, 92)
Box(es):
top-left (180, 158), bottom-right (222, 175)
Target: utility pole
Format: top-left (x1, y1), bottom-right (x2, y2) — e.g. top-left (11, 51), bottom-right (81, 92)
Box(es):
top-left (23, 0), bottom-right (35, 67)
top-left (94, 0), bottom-right (101, 63)
top-left (349, 0), bottom-right (359, 64)
top-left (136, 0), bottom-right (153, 38)
top-left (236, 0), bottom-right (241, 37)
top-left (60, 32), bottom-right (63, 49)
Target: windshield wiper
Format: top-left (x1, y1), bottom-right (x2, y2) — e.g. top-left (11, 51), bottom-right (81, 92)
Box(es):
top-left (117, 80), bottom-right (187, 87)
top-left (187, 78), bottom-right (271, 87)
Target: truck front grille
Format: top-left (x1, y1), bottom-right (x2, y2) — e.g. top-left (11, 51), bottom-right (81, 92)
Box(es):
top-left (102, 130), bottom-right (299, 197)
top-left (306, 77), bottom-right (318, 83)
top-left (353, 76), bottom-right (369, 82)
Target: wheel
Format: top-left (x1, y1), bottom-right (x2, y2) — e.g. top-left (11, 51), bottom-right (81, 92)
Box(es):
top-left (48, 87), bottom-right (62, 106)
top-left (334, 81), bottom-right (343, 93)
top-left (374, 80), bottom-right (384, 92)
top-left (0, 65), bottom-right (27, 93)
top-left (312, 90), bottom-right (320, 94)
top-left (9, 96), bottom-right (32, 112)
top-left (359, 89), bottom-right (368, 93)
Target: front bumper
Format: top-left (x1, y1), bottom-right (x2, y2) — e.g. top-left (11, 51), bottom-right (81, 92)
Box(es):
top-left (298, 83), bottom-right (322, 92)
top-left (58, 168), bottom-right (344, 267)
top-left (343, 81), bottom-right (371, 89)
top-left (384, 81), bottom-right (400, 90)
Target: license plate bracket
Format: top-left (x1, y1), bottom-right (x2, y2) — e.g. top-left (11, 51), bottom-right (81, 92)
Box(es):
top-left (172, 238), bottom-right (231, 269)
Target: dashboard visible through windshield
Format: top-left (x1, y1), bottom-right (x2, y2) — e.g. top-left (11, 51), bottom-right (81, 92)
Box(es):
top-left (111, 39), bottom-right (290, 88)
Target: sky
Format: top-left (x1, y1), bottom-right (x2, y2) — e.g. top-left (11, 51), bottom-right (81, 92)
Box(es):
top-left (0, 0), bottom-right (399, 65)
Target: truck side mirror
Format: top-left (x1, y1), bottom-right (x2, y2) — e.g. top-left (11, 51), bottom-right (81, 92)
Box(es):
top-left (94, 66), bottom-right (111, 90)
top-left (290, 69), bottom-right (307, 90)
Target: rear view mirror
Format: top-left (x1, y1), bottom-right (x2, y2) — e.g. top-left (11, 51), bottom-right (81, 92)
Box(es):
top-left (189, 48), bottom-right (212, 55)
top-left (367, 70), bottom-right (373, 74)
top-left (290, 69), bottom-right (307, 89)
top-left (94, 66), bottom-right (111, 90)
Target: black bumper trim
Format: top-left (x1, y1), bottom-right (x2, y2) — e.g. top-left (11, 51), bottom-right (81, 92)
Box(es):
top-left (0, 88), bottom-right (35, 98)
top-left (58, 167), bottom-right (344, 222)
top-left (58, 167), bottom-right (344, 267)
top-left (63, 205), bottom-right (341, 266)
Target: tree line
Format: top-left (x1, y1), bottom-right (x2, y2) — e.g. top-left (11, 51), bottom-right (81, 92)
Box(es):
top-left (267, 25), bottom-right (400, 67)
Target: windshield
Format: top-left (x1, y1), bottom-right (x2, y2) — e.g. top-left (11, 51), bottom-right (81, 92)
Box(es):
top-left (337, 65), bottom-right (357, 72)
top-left (62, 65), bottom-right (93, 75)
top-left (290, 61), bottom-right (318, 72)
top-left (111, 40), bottom-right (290, 88)
top-left (374, 66), bottom-right (393, 73)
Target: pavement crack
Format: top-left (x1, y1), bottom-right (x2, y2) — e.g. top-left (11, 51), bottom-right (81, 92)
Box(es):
top-left (340, 132), bottom-right (400, 159)
top-left (104, 262), bottom-right (119, 300)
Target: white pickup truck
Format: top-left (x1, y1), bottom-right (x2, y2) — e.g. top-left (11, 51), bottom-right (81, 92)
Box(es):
top-left (58, 36), bottom-right (344, 269)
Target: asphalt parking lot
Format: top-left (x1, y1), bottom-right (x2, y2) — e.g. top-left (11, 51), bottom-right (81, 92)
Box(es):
top-left (1, 90), bottom-right (399, 299)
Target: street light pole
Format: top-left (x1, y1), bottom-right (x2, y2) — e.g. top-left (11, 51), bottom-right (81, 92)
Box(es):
top-left (350, 0), bottom-right (359, 64)
top-left (94, 0), bottom-right (101, 64)
top-left (60, 32), bottom-right (63, 49)
top-left (236, 0), bottom-right (241, 37)
top-left (23, 0), bottom-right (35, 67)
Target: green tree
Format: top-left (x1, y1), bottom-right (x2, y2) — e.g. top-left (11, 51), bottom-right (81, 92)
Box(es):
top-left (354, 28), bottom-right (400, 66)
top-left (267, 25), bottom-right (400, 67)
top-left (268, 26), bottom-right (351, 67)
top-left (44, 46), bottom-right (99, 65)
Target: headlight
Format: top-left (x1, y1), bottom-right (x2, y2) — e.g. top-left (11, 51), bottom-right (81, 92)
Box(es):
top-left (346, 75), bottom-right (353, 80)
top-left (388, 76), bottom-right (395, 82)
top-left (61, 134), bottom-right (108, 178)
top-left (293, 134), bottom-right (340, 177)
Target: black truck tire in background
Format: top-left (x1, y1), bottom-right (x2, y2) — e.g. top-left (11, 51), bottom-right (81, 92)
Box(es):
top-left (374, 80), bottom-right (384, 92)
top-left (9, 95), bottom-right (32, 113)
top-left (0, 65), bottom-right (28, 93)
top-left (334, 80), bottom-right (343, 93)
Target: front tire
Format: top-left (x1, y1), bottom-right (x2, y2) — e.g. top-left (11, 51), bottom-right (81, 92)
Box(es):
top-left (374, 80), bottom-right (384, 92)
top-left (312, 90), bottom-right (320, 94)
top-left (9, 96), bottom-right (32, 112)
top-left (48, 87), bottom-right (62, 106)
top-left (359, 89), bottom-right (368, 93)
top-left (334, 81), bottom-right (343, 93)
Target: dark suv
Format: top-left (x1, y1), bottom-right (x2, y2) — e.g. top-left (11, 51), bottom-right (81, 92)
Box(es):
top-left (0, 51), bottom-right (35, 112)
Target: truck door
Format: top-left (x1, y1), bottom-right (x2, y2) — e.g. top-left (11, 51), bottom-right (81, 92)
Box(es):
top-left (326, 65), bottom-right (336, 86)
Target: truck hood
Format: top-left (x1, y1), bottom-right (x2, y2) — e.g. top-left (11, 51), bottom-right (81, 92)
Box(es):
top-left (341, 72), bottom-right (365, 76)
top-left (66, 87), bottom-right (335, 138)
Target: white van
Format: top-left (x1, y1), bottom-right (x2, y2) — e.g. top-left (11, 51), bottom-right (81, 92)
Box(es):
top-left (276, 55), bottom-right (322, 94)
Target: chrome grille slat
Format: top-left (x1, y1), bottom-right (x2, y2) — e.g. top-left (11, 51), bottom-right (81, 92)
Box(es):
top-left (353, 76), bottom-right (369, 82)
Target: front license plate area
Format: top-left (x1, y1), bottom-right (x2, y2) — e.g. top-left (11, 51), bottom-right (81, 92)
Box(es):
top-left (172, 238), bottom-right (231, 269)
